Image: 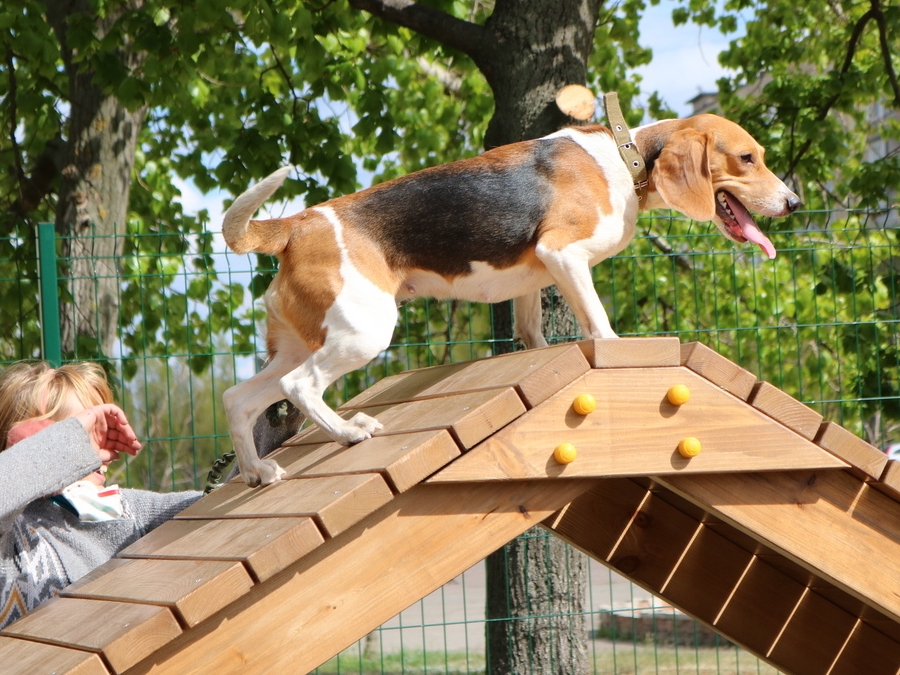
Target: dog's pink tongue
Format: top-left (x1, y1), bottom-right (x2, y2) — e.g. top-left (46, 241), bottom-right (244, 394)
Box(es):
top-left (726, 193), bottom-right (777, 260)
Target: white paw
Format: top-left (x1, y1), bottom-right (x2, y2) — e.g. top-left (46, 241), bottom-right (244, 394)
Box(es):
top-left (244, 458), bottom-right (286, 488)
top-left (335, 413), bottom-right (383, 445)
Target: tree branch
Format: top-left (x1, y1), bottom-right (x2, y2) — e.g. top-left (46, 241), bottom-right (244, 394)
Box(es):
top-left (348, 0), bottom-right (490, 64)
top-left (785, 6), bottom-right (878, 176)
top-left (870, 0), bottom-right (900, 108)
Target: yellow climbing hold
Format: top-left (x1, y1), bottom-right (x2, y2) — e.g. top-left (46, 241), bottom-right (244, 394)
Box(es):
top-left (667, 384), bottom-right (691, 406)
top-left (554, 443), bottom-right (578, 464)
top-left (678, 437), bottom-right (702, 458)
top-left (572, 393), bottom-right (597, 415)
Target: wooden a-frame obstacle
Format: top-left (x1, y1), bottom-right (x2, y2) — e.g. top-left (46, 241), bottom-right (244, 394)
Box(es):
top-left (4, 337), bottom-right (900, 675)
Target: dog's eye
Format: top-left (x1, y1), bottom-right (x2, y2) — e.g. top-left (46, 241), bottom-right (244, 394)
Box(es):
top-left (741, 153), bottom-right (754, 164)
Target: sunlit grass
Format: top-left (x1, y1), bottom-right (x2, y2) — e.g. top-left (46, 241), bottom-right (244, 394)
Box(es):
top-left (312, 643), bottom-right (779, 674)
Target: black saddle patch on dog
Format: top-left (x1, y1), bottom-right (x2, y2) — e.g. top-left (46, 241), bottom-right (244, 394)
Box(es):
top-left (346, 140), bottom-right (561, 276)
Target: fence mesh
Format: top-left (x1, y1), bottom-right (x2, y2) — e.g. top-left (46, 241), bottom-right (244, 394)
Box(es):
top-left (3, 206), bottom-right (898, 673)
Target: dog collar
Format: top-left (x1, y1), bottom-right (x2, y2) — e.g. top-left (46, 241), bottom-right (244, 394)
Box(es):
top-left (604, 92), bottom-right (649, 203)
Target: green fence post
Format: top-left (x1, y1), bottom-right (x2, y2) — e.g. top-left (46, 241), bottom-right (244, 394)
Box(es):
top-left (37, 222), bottom-right (62, 366)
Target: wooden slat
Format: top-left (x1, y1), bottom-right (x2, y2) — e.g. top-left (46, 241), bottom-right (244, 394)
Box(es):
top-left (767, 589), bottom-right (857, 675)
top-left (271, 429), bottom-right (461, 492)
top-left (546, 478), bottom-right (648, 561)
top-left (577, 337), bottom-right (681, 367)
top-left (714, 556), bottom-right (807, 658)
top-left (875, 459), bottom-right (900, 503)
top-left (662, 525), bottom-right (752, 625)
top-left (658, 471), bottom-right (900, 624)
top-left (430, 368), bottom-right (847, 482)
top-left (815, 421), bottom-right (887, 480)
top-left (829, 619), bottom-right (900, 675)
top-left (680, 341), bottom-right (757, 400)
top-left (120, 517), bottom-right (324, 583)
top-left (61, 559), bottom-right (253, 628)
top-left (0, 636), bottom-right (109, 675)
top-left (288, 388), bottom-right (526, 449)
top-left (749, 381), bottom-right (823, 440)
top-left (342, 344), bottom-right (589, 409)
top-left (1, 597), bottom-right (180, 674)
top-left (119, 479), bottom-right (596, 675)
top-left (605, 491), bottom-right (700, 593)
top-left (176, 474), bottom-right (393, 538)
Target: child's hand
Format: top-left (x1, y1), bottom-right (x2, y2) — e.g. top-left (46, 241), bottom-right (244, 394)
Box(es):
top-left (74, 404), bottom-right (142, 460)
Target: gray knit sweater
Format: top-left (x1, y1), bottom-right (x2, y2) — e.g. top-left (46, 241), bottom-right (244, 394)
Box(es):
top-left (0, 417), bottom-right (201, 629)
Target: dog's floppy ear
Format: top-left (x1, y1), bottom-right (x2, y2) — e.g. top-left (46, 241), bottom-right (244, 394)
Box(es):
top-left (653, 128), bottom-right (716, 222)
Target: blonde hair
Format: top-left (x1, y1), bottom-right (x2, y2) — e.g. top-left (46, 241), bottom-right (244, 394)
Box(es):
top-left (0, 361), bottom-right (114, 451)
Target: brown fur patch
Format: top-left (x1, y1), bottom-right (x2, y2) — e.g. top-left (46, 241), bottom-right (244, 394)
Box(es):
top-left (267, 210), bottom-right (343, 352)
top-left (535, 142), bottom-right (614, 251)
top-left (334, 207), bottom-right (401, 295)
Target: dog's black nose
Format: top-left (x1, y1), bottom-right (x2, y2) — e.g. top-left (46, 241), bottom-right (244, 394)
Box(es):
top-left (786, 194), bottom-right (802, 213)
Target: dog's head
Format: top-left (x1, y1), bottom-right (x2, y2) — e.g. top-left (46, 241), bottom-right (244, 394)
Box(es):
top-left (639, 115), bottom-right (801, 259)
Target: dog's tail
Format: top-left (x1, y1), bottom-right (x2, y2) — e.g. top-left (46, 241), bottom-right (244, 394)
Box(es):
top-left (222, 166), bottom-right (293, 255)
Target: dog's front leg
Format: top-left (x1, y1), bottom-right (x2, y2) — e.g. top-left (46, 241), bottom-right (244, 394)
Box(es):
top-left (512, 292), bottom-right (549, 349)
top-left (535, 244), bottom-right (618, 340)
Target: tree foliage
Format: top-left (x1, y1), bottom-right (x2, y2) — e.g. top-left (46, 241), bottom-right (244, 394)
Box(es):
top-left (0, 0), bottom-right (898, 442)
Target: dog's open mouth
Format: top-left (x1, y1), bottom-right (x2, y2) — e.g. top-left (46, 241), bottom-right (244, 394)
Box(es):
top-left (716, 190), bottom-right (777, 260)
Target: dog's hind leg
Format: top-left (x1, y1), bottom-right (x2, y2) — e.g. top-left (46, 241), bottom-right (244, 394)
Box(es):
top-left (513, 291), bottom-right (548, 349)
top-left (223, 351), bottom-right (303, 487)
top-left (280, 290), bottom-right (399, 446)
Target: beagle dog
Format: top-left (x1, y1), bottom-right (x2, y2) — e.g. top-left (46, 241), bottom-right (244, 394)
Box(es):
top-left (222, 113), bottom-right (800, 486)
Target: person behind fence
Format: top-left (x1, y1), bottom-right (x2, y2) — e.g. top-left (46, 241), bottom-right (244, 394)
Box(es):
top-left (0, 361), bottom-right (202, 629)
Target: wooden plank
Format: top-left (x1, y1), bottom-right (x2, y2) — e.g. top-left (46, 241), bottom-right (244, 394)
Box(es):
top-left (288, 388), bottom-right (526, 449)
top-left (546, 478), bottom-right (649, 561)
top-left (875, 459), bottom-right (900, 503)
top-left (662, 525), bottom-right (752, 625)
top-left (658, 471), bottom-right (900, 624)
top-left (176, 474), bottom-right (393, 538)
top-left (61, 559), bottom-right (253, 628)
top-left (1, 597), bottom-right (180, 674)
top-left (271, 429), bottom-right (461, 493)
top-left (815, 421), bottom-right (887, 480)
top-left (604, 492), bottom-right (700, 593)
top-left (342, 344), bottom-right (589, 409)
top-left (749, 381), bottom-right (823, 440)
top-left (120, 517), bottom-right (324, 583)
top-left (680, 341), bottom-right (757, 400)
top-left (577, 337), bottom-right (681, 368)
top-left (714, 556), bottom-right (807, 658)
top-left (767, 589), bottom-right (857, 675)
top-left (0, 636), bottom-right (109, 675)
top-left (120, 479), bottom-right (596, 675)
top-left (829, 619), bottom-right (900, 675)
top-left (430, 368), bottom-right (847, 482)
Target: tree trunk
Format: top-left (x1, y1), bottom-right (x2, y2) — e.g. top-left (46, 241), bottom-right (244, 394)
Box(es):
top-left (479, 2), bottom-right (599, 673)
top-left (486, 532), bottom-right (589, 675)
top-left (42, 0), bottom-right (146, 358)
top-left (486, 290), bottom-right (588, 675)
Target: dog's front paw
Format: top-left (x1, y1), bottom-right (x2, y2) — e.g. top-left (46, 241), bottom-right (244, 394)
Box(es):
top-left (335, 413), bottom-right (383, 445)
top-left (244, 458), bottom-right (287, 488)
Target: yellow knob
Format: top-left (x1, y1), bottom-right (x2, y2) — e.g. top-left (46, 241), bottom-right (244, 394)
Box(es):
top-left (554, 443), bottom-right (578, 464)
top-left (572, 393), bottom-right (597, 415)
top-left (678, 437), bottom-right (702, 458)
top-left (667, 384), bottom-right (691, 406)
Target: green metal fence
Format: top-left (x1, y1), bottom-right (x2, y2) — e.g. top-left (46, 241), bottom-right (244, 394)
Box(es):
top-left (5, 205), bottom-right (899, 673)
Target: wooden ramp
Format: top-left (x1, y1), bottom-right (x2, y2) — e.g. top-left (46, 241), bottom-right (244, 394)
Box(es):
top-left (4, 338), bottom-right (900, 675)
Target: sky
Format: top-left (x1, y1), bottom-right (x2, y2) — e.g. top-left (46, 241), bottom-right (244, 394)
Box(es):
top-left (178, 2), bottom-right (739, 229)
top-left (635, 2), bottom-right (736, 117)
